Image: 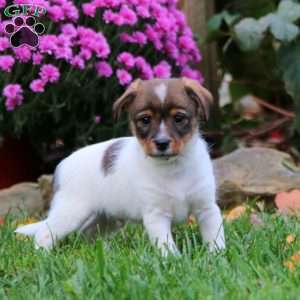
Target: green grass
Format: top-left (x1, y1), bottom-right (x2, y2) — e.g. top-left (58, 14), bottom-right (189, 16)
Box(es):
top-left (0, 213), bottom-right (300, 300)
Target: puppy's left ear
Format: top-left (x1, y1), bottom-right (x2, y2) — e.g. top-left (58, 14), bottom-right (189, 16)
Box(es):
top-left (182, 77), bottom-right (213, 121)
top-left (113, 79), bottom-right (141, 120)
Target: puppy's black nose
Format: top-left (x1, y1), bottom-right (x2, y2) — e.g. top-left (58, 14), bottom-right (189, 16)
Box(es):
top-left (155, 138), bottom-right (170, 152)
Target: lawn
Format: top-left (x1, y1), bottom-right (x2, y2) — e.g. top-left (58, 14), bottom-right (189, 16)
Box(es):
top-left (0, 212), bottom-right (299, 300)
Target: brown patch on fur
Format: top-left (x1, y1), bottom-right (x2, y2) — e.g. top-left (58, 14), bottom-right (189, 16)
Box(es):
top-left (113, 79), bottom-right (141, 120)
top-left (102, 140), bottom-right (124, 176)
top-left (140, 139), bottom-right (158, 156)
top-left (170, 130), bottom-right (194, 154)
top-left (182, 77), bottom-right (213, 121)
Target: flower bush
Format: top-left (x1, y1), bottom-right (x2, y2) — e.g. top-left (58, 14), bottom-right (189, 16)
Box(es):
top-left (0, 0), bottom-right (203, 163)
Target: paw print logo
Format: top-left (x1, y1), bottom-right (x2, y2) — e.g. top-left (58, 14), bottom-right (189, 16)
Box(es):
top-left (4, 16), bottom-right (45, 48)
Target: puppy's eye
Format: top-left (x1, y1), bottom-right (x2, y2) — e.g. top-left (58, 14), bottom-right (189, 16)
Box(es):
top-left (174, 114), bottom-right (187, 123)
top-left (139, 115), bottom-right (151, 125)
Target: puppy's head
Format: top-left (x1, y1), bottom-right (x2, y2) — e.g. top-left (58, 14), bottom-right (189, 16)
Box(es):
top-left (113, 78), bottom-right (213, 158)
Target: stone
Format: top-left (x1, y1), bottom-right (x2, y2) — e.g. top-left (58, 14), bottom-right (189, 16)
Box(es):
top-left (214, 147), bottom-right (300, 206)
top-left (38, 174), bottom-right (53, 209)
top-left (0, 182), bottom-right (45, 217)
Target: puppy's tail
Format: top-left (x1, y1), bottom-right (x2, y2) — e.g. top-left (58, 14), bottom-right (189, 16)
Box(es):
top-left (15, 221), bottom-right (45, 236)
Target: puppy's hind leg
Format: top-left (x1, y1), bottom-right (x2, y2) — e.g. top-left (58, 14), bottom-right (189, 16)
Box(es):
top-left (17, 192), bottom-right (94, 250)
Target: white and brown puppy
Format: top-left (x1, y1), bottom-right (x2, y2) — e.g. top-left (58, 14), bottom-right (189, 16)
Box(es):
top-left (16, 78), bottom-right (225, 255)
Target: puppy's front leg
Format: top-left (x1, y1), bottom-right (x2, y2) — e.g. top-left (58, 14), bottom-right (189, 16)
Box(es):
top-left (143, 213), bottom-right (179, 256)
top-left (197, 204), bottom-right (225, 252)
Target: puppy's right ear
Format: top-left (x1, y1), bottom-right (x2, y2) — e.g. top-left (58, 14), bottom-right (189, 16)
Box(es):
top-left (113, 79), bottom-right (141, 120)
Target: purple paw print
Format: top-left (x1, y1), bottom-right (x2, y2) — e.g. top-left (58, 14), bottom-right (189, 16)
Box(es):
top-left (5, 16), bottom-right (45, 48)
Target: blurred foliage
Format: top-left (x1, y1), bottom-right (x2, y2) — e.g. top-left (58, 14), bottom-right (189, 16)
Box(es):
top-left (208, 0), bottom-right (300, 154)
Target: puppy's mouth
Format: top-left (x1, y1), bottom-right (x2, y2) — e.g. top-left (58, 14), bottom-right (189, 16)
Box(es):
top-left (148, 152), bottom-right (178, 160)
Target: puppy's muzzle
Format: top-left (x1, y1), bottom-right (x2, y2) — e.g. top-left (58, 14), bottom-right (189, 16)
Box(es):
top-left (154, 138), bottom-right (170, 152)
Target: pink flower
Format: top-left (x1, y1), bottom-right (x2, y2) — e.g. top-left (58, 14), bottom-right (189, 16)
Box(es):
top-left (0, 55), bottom-right (15, 72)
top-left (54, 47), bottom-right (73, 61)
top-left (3, 83), bottom-right (22, 98)
top-left (119, 33), bottom-right (134, 43)
top-left (71, 55), bottom-right (85, 69)
top-left (61, 23), bottom-right (77, 38)
top-left (179, 36), bottom-right (195, 51)
top-left (173, 10), bottom-right (186, 28)
top-left (103, 0), bottom-right (121, 7)
top-left (0, 37), bottom-right (9, 51)
top-left (103, 10), bottom-right (116, 24)
top-left (181, 66), bottom-right (204, 84)
top-left (57, 34), bottom-right (72, 48)
top-left (13, 0), bottom-right (49, 9)
top-left (131, 32), bottom-right (147, 45)
top-left (5, 97), bottom-right (23, 111)
top-left (165, 41), bottom-right (179, 60)
top-left (135, 56), bottom-right (153, 79)
top-left (119, 5), bottom-right (137, 25)
top-left (77, 28), bottom-right (110, 58)
top-left (30, 79), bottom-right (45, 93)
top-left (117, 52), bottom-right (135, 68)
top-left (79, 48), bottom-right (92, 60)
top-left (153, 61), bottom-right (171, 78)
top-left (140, 64), bottom-right (153, 80)
top-left (177, 54), bottom-right (189, 66)
top-left (0, 0), bottom-right (6, 8)
top-left (157, 16), bottom-right (174, 32)
top-left (192, 50), bottom-right (202, 63)
top-left (39, 35), bottom-right (58, 54)
top-left (3, 84), bottom-right (23, 111)
top-left (32, 53), bottom-right (43, 65)
top-left (95, 115), bottom-right (101, 124)
top-left (182, 27), bottom-right (193, 38)
top-left (48, 5), bottom-right (65, 22)
top-left (13, 46), bottom-right (31, 63)
top-left (116, 69), bottom-right (132, 85)
top-left (39, 64), bottom-right (60, 83)
top-left (134, 56), bottom-right (147, 69)
top-left (136, 5), bottom-right (150, 18)
top-left (145, 25), bottom-right (163, 50)
top-left (95, 61), bottom-right (113, 77)
top-left (93, 35), bottom-right (110, 58)
top-left (62, 1), bottom-right (79, 22)
top-left (82, 3), bottom-right (97, 17)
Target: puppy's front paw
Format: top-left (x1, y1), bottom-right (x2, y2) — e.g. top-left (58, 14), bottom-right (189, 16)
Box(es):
top-left (160, 244), bottom-right (181, 257)
top-left (207, 239), bottom-right (226, 254)
top-left (34, 226), bottom-right (56, 251)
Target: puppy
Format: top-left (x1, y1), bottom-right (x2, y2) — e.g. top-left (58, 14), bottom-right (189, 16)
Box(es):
top-left (16, 78), bottom-right (225, 255)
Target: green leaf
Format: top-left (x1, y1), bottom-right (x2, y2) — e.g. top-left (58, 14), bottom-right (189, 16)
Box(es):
top-left (270, 15), bottom-right (299, 42)
top-left (207, 11), bottom-right (239, 40)
top-left (234, 18), bottom-right (264, 51)
top-left (258, 13), bottom-right (274, 32)
top-left (223, 11), bottom-right (240, 26)
top-left (278, 41), bottom-right (300, 132)
top-left (207, 13), bottom-right (224, 38)
top-left (277, 0), bottom-right (300, 22)
top-left (278, 41), bottom-right (300, 99)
